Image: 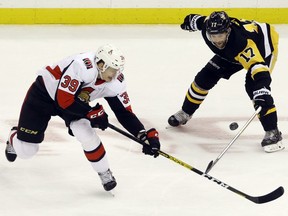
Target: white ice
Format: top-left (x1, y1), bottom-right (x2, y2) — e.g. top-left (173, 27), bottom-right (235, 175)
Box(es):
top-left (0, 24), bottom-right (287, 216)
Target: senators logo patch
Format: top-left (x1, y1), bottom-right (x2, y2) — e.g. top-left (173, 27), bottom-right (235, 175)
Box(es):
top-left (83, 58), bottom-right (93, 69)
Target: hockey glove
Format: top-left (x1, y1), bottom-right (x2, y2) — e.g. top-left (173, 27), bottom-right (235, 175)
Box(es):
top-left (138, 128), bottom-right (160, 158)
top-left (180, 14), bottom-right (202, 31)
top-left (86, 103), bottom-right (108, 130)
top-left (253, 87), bottom-right (274, 109)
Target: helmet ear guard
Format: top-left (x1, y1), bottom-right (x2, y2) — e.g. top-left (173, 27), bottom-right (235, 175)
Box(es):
top-left (96, 44), bottom-right (125, 71)
top-left (206, 11), bottom-right (231, 35)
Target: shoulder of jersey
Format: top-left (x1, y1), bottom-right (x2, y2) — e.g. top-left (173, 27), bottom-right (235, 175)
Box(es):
top-left (74, 52), bottom-right (96, 70)
top-left (75, 52), bottom-right (98, 82)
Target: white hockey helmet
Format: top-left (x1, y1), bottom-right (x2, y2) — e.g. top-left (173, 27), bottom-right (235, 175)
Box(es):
top-left (96, 44), bottom-right (125, 71)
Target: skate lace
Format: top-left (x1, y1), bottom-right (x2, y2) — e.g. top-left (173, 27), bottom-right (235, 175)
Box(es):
top-left (99, 170), bottom-right (114, 185)
top-left (174, 110), bottom-right (191, 123)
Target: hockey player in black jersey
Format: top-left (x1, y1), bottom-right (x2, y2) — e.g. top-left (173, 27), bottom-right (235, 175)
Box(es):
top-left (168, 11), bottom-right (284, 153)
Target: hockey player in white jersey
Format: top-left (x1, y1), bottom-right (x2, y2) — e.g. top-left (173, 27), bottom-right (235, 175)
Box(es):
top-left (5, 44), bottom-right (161, 191)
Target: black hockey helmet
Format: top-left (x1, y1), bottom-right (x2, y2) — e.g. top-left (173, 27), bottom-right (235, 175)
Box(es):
top-left (206, 11), bottom-right (231, 34)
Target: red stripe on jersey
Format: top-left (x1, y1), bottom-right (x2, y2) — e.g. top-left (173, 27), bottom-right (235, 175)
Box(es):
top-left (95, 78), bottom-right (105, 85)
top-left (46, 66), bottom-right (62, 80)
top-left (57, 89), bottom-right (75, 109)
top-left (84, 143), bottom-right (106, 162)
top-left (82, 87), bottom-right (94, 93)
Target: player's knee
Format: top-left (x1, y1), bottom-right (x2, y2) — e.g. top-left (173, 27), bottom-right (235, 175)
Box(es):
top-left (14, 138), bottom-right (39, 159)
top-left (193, 81), bottom-right (208, 92)
top-left (70, 119), bottom-right (101, 151)
top-left (195, 66), bottom-right (220, 90)
top-left (70, 119), bottom-right (94, 142)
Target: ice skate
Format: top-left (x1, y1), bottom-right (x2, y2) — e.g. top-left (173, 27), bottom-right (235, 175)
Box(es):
top-left (261, 128), bottom-right (284, 153)
top-left (98, 169), bottom-right (117, 191)
top-left (5, 127), bottom-right (18, 162)
top-left (168, 109), bottom-right (192, 127)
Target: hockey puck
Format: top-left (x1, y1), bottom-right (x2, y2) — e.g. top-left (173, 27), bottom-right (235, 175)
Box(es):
top-left (229, 122), bottom-right (238, 130)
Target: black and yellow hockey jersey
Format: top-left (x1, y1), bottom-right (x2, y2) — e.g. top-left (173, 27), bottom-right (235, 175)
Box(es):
top-left (195, 15), bottom-right (279, 86)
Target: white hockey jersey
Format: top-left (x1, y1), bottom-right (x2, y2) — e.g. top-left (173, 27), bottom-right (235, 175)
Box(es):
top-left (37, 51), bottom-right (145, 136)
top-left (37, 52), bottom-right (131, 110)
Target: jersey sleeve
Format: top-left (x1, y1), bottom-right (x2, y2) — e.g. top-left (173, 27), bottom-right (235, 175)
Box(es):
top-left (196, 15), bottom-right (207, 30)
top-left (105, 92), bottom-right (145, 137)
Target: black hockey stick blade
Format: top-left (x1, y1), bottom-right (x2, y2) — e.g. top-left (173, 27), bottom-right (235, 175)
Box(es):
top-left (245, 186), bottom-right (284, 204)
top-left (107, 123), bottom-right (284, 204)
top-left (205, 160), bottom-right (214, 174)
top-left (166, 153), bottom-right (285, 204)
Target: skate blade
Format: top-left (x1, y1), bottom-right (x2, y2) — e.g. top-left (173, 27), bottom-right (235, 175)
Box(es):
top-left (264, 146), bottom-right (285, 153)
top-left (165, 125), bottom-right (174, 129)
top-left (108, 189), bottom-right (115, 197)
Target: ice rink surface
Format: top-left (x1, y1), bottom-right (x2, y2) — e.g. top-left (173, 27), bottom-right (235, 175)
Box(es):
top-left (0, 24), bottom-right (288, 216)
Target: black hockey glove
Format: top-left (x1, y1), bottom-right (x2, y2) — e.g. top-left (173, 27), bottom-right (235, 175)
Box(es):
top-left (86, 103), bottom-right (108, 130)
top-left (180, 14), bottom-right (202, 31)
top-left (138, 128), bottom-right (160, 158)
top-left (253, 87), bottom-right (274, 109)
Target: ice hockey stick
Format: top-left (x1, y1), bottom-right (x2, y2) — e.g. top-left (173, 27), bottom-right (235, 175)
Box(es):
top-left (205, 106), bottom-right (262, 174)
top-left (108, 123), bottom-right (284, 204)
